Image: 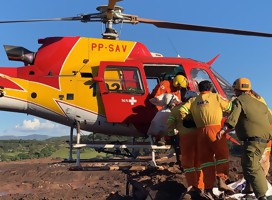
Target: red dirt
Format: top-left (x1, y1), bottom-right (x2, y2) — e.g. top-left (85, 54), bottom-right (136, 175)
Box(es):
top-left (0, 155), bottom-right (268, 200)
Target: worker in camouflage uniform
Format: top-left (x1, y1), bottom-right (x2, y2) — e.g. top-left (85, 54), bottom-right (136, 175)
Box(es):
top-left (236, 88), bottom-right (272, 194)
top-left (217, 77), bottom-right (272, 200)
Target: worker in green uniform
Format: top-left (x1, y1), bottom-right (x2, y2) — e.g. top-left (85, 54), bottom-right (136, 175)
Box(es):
top-left (217, 77), bottom-right (272, 200)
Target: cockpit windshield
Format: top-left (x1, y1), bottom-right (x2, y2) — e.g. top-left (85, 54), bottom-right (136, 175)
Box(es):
top-left (211, 68), bottom-right (235, 100)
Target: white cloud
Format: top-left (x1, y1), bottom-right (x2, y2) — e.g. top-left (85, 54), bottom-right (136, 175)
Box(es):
top-left (15, 118), bottom-right (56, 131)
top-left (39, 120), bottom-right (56, 129)
top-left (11, 117), bottom-right (90, 137)
top-left (0, 113), bottom-right (71, 137)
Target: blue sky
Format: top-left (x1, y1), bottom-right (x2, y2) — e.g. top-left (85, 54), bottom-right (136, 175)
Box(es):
top-left (0, 0), bottom-right (272, 136)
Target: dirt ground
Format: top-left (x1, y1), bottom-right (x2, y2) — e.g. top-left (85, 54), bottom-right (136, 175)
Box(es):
top-left (0, 155), bottom-right (268, 200)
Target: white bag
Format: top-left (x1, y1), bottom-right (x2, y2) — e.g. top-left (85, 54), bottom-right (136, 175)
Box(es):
top-left (147, 108), bottom-right (171, 136)
top-left (147, 93), bottom-right (179, 136)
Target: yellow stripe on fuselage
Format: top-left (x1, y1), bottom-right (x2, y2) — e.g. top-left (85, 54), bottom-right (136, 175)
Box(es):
top-left (5, 38), bottom-right (137, 117)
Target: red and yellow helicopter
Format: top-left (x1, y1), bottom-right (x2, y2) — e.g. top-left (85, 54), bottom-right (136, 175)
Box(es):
top-left (0, 0), bottom-right (271, 165)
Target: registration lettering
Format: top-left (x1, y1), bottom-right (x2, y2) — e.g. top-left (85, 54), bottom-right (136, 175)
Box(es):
top-left (91, 43), bottom-right (127, 52)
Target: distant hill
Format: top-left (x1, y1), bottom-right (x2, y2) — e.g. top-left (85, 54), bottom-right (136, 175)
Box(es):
top-left (46, 135), bottom-right (69, 141)
top-left (0, 134), bottom-right (50, 140)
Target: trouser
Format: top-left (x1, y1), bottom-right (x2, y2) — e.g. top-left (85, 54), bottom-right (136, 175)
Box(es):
top-left (197, 125), bottom-right (230, 189)
top-left (260, 140), bottom-right (271, 176)
top-left (242, 141), bottom-right (268, 198)
top-left (170, 135), bottom-right (181, 167)
top-left (180, 131), bottom-right (204, 189)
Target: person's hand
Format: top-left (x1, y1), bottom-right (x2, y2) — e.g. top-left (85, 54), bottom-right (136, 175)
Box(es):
top-left (216, 130), bottom-right (225, 140)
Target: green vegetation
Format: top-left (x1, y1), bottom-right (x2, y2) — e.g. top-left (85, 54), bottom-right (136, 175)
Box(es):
top-left (0, 135), bottom-right (103, 161)
top-left (0, 138), bottom-right (65, 161)
top-left (0, 133), bottom-right (241, 162)
top-left (0, 134), bottom-right (143, 162)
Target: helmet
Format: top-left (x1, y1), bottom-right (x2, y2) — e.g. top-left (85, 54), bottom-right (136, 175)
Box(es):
top-left (232, 78), bottom-right (251, 91)
top-left (173, 75), bottom-right (187, 88)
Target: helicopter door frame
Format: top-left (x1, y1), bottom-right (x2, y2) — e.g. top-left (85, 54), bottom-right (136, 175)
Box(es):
top-left (94, 61), bottom-right (150, 123)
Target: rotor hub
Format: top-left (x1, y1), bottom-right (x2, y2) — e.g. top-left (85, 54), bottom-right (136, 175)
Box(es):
top-left (96, 5), bottom-right (124, 13)
top-left (96, 5), bottom-right (124, 40)
top-left (102, 28), bottom-right (118, 40)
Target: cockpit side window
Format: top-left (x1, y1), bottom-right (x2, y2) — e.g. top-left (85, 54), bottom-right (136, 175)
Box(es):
top-left (190, 68), bottom-right (217, 93)
top-left (104, 66), bottom-right (144, 94)
top-left (211, 68), bottom-right (235, 100)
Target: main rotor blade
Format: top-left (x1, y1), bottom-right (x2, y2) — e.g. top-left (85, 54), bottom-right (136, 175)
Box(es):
top-left (137, 18), bottom-right (272, 37)
top-left (0, 17), bottom-right (82, 23)
top-left (108, 0), bottom-right (122, 10)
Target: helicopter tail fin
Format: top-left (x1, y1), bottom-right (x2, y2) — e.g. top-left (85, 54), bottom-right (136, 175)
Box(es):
top-left (206, 54), bottom-right (220, 67)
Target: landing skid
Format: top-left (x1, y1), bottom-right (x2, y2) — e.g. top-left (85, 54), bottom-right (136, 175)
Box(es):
top-left (73, 142), bottom-right (171, 167)
top-left (67, 121), bottom-right (172, 168)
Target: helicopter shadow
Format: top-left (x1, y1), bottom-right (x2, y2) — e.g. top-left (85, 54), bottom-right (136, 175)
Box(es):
top-left (106, 168), bottom-right (186, 200)
top-left (122, 95), bottom-right (158, 134)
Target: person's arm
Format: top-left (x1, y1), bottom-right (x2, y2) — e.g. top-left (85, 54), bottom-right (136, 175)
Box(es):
top-left (217, 99), bottom-right (241, 140)
top-left (268, 109), bottom-right (272, 125)
top-left (167, 111), bottom-right (177, 136)
top-left (216, 123), bottom-right (234, 140)
top-left (217, 94), bottom-right (232, 114)
top-left (150, 83), bottom-right (161, 97)
top-left (179, 99), bottom-right (193, 120)
top-left (150, 81), bottom-right (168, 97)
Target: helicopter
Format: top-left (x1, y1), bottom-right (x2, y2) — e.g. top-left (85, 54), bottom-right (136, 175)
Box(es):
top-left (0, 0), bottom-right (272, 166)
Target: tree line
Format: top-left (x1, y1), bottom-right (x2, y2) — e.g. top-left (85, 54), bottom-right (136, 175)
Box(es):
top-left (0, 138), bottom-right (64, 161)
top-left (0, 133), bottom-right (241, 162)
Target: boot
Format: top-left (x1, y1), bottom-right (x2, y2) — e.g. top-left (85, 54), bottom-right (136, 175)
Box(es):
top-left (242, 181), bottom-right (254, 194)
top-left (216, 176), bottom-right (235, 195)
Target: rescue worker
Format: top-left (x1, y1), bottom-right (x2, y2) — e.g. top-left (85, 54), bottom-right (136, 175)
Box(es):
top-left (151, 73), bottom-right (188, 145)
top-left (217, 77), bottom-right (272, 200)
top-left (151, 73), bottom-right (188, 110)
top-left (233, 87), bottom-right (272, 194)
top-left (167, 91), bottom-right (211, 199)
top-left (180, 80), bottom-right (234, 198)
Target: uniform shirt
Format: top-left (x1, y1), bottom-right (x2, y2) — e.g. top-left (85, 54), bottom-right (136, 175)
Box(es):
top-left (249, 93), bottom-right (272, 115)
top-left (167, 104), bottom-right (195, 136)
top-left (180, 91), bottom-right (232, 127)
top-left (225, 93), bottom-right (272, 141)
top-left (253, 96), bottom-right (266, 104)
top-left (151, 80), bottom-right (181, 110)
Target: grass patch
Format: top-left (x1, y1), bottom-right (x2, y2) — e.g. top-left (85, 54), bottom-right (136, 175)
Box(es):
top-left (50, 146), bottom-right (107, 159)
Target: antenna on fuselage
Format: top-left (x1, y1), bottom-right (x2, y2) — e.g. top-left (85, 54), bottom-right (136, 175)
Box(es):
top-left (167, 37), bottom-right (181, 57)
